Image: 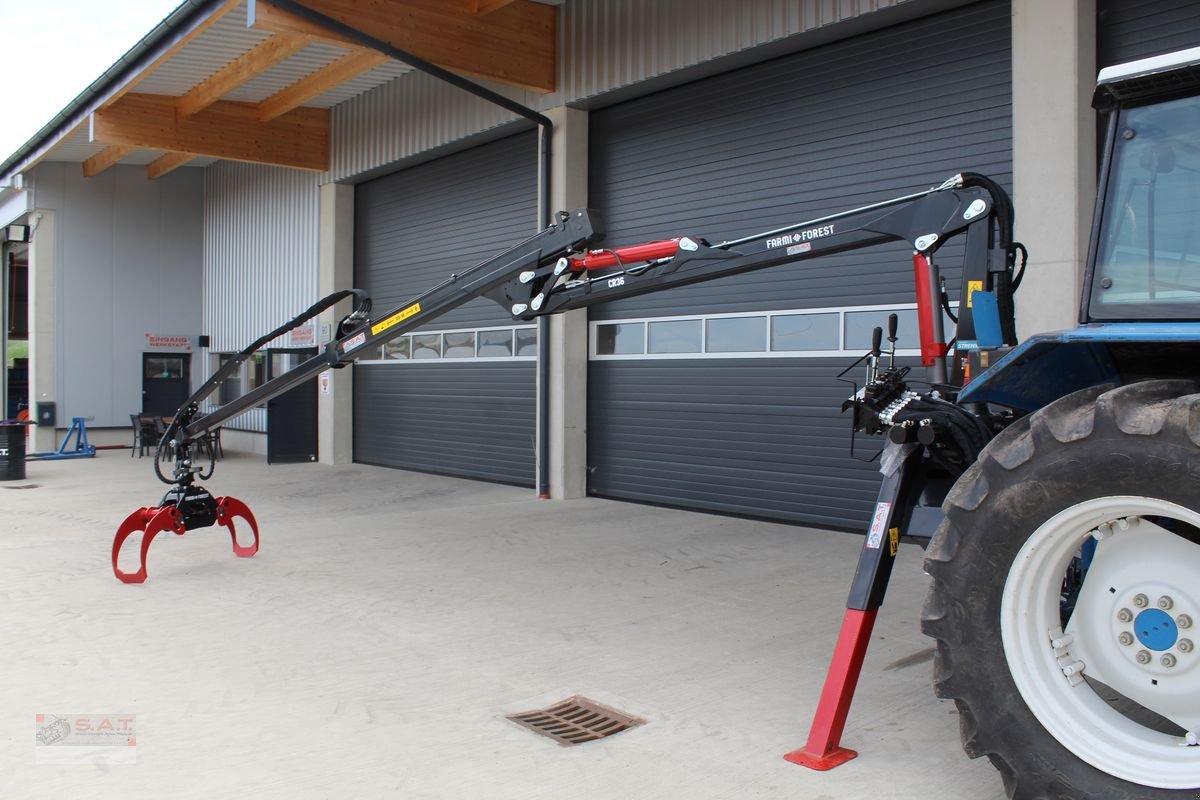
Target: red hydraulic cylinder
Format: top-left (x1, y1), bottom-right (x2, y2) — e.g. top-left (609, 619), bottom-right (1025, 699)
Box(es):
top-left (570, 239), bottom-right (682, 271)
top-left (912, 252), bottom-right (949, 367)
top-left (784, 608), bottom-right (879, 770)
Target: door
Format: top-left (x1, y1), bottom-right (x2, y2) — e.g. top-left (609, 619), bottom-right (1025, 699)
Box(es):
top-left (142, 353), bottom-right (191, 416)
top-left (352, 132), bottom-right (539, 484)
top-left (266, 348), bottom-right (318, 464)
top-left (586, 1), bottom-right (1012, 530)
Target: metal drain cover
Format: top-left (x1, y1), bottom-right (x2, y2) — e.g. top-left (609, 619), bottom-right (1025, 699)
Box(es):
top-left (506, 696), bottom-right (644, 746)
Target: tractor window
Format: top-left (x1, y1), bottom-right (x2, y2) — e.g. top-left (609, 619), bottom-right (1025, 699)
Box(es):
top-left (1090, 94), bottom-right (1200, 320)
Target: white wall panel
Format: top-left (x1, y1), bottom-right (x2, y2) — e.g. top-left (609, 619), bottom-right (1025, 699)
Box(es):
top-left (28, 163), bottom-right (203, 429)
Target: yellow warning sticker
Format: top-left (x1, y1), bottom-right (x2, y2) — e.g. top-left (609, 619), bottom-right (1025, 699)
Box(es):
top-left (371, 302), bottom-right (421, 336)
top-left (889, 527), bottom-right (900, 557)
top-left (966, 280), bottom-right (984, 308)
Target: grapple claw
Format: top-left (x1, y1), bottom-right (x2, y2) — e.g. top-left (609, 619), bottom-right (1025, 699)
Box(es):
top-left (215, 496), bottom-right (260, 558)
top-left (112, 486), bottom-right (260, 583)
top-left (112, 505), bottom-right (185, 584)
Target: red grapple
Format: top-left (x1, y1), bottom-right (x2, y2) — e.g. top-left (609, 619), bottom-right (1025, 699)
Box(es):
top-left (112, 494), bottom-right (259, 584)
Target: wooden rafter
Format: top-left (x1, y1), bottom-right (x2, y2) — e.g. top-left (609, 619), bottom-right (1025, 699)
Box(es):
top-left (177, 32), bottom-right (315, 117)
top-left (257, 48), bottom-right (389, 122)
top-left (248, 0), bottom-right (556, 92)
top-left (84, 0), bottom-right (240, 177)
top-left (146, 152), bottom-right (195, 180)
top-left (91, 93), bottom-right (329, 172)
top-left (99, 0), bottom-right (241, 110)
top-left (82, 145), bottom-right (135, 178)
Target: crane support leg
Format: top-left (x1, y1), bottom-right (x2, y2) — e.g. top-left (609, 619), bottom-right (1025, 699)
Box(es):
top-left (786, 445), bottom-right (922, 769)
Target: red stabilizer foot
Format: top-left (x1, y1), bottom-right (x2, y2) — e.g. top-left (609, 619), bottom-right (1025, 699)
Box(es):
top-left (784, 744), bottom-right (858, 771)
top-left (215, 496), bottom-right (260, 558)
top-left (112, 506), bottom-right (185, 584)
top-left (784, 607), bottom-right (879, 770)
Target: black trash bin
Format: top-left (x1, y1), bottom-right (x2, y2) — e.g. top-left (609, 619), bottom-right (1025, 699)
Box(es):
top-left (0, 422), bottom-right (27, 481)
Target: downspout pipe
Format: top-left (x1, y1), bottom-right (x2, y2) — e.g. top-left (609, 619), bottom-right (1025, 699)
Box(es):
top-left (268, 1), bottom-right (556, 498)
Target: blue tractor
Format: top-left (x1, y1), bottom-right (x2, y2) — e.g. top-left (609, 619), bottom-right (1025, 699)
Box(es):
top-left (918, 46), bottom-right (1200, 799)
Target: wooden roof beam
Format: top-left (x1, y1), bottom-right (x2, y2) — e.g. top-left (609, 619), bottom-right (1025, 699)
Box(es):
top-left (177, 32), bottom-right (315, 117)
top-left (146, 152), bottom-right (195, 180)
top-left (82, 145), bottom-right (135, 178)
top-left (90, 93), bottom-right (329, 172)
top-left (248, 0), bottom-right (556, 93)
top-left (257, 48), bottom-right (389, 122)
top-left (99, 0), bottom-right (242, 111)
top-left (82, 0), bottom-right (240, 178)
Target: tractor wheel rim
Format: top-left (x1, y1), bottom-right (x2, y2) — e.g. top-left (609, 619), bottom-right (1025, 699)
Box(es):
top-left (1001, 495), bottom-right (1200, 789)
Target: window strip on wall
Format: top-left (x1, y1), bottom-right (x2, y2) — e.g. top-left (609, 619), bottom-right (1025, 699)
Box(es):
top-left (590, 303), bottom-right (955, 359)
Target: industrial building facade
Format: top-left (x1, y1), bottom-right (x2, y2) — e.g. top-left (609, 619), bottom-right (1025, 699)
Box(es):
top-left (1, 0), bottom-right (1197, 530)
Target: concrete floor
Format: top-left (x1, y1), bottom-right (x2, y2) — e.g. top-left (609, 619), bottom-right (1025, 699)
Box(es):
top-left (1, 450), bottom-right (1008, 799)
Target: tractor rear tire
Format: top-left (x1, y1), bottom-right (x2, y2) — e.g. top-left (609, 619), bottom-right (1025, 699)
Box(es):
top-left (922, 381), bottom-right (1200, 799)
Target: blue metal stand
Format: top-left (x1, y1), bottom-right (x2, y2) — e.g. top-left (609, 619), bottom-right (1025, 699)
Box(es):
top-left (29, 417), bottom-right (97, 460)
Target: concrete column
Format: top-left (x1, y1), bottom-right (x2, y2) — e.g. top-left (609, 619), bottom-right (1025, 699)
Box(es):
top-left (1011, 0), bottom-right (1097, 336)
top-left (317, 183), bottom-right (355, 465)
top-left (27, 209), bottom-right (56, 452)
top-left (542, 106), bottom-right (590, 499)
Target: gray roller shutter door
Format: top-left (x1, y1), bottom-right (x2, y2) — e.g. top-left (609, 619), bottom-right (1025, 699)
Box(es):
top-left (354, 132), bottom-right (538, 485)
top-left (587, 1), bottom-right (1012, 530)
top-left (1099, 0), bottom-right (1200, 67)
top-left (354, 362), bottom-right (535, 483)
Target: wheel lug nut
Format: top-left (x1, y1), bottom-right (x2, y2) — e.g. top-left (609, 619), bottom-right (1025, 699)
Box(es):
top-left (1133, 594), bottom-right (1149, 608)
top-left (1118, 608), bottom-right (1133, 623)
top-left (1136, 650), bottom-right (1151, 664)
top-left (1179, 615), bottom-right (1193, 630)
top-left (1118, 632), bottom-right (1135, 646)
top-left (1162, 653), bottom-right (1178, 668)
top-left (1179, 639), bottom-right (1194, 653)
top-left (1158, 595), bottom-right (1174, 610)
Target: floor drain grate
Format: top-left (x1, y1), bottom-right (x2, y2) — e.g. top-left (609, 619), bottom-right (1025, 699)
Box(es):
top-left (506, 696), bottom-right (644, 746)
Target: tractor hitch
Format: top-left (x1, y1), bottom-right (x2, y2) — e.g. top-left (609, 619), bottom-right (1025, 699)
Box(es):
top-left (112, 484), bottom-right (259, 584)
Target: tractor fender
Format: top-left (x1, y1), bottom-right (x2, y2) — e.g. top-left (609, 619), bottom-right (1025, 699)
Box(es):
top-left (957, 322), bottom-right (1200, 412)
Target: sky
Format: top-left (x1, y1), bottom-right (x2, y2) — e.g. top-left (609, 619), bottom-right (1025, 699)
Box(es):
top-left (0, 0), bottom-right (183, 160)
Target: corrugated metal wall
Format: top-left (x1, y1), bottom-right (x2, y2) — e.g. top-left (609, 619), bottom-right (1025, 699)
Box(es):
top-left (330, 0), bottom-right (920, 181)
top-left (203, 162), bottom-right (320, 431)
top-left (586, 0), bottom-right (1012, 531)
top-left (203, 162), bottom-right (320, 351)
top-left (558, 0), bottom-right (914, 99)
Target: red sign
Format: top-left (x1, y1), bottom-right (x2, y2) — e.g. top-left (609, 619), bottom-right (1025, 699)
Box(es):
top-left (144, 334), bottom-right (191, 352)
top-left (288, 325), bottom-right (315, 348)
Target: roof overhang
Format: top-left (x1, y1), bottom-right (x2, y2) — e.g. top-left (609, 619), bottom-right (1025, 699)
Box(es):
top-left (1, 0), bottom-right (559, 184)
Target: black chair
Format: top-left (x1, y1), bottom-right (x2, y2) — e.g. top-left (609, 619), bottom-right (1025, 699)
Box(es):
top-left (190, 415), bottom-right (223, 461)
top-left (151, 416), bottom-right (176, 461)
top-left (130, 414), bottom-right (157, 458)
top-left (207, 427), bottom-right (224, 459)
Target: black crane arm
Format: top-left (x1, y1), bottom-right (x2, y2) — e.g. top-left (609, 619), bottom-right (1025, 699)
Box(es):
top-left (163, 208), bottom-right (602, 460)
top-left (496, 173), bottom-right (1011, 323)
top-left (163, 173), bottom-right (1016, 479)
